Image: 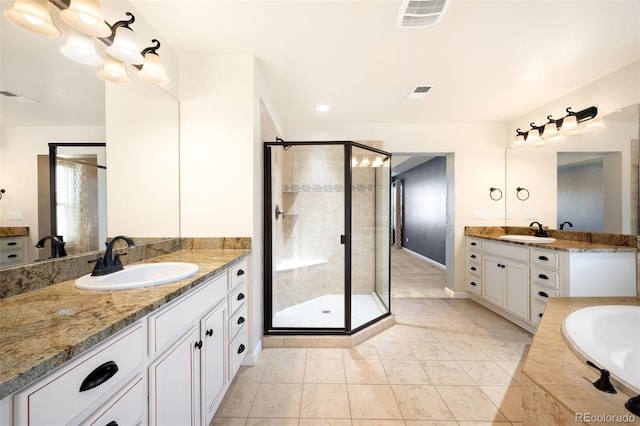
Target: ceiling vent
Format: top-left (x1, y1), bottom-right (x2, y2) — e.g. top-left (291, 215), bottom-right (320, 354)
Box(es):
top-left (396, 0), bottom-right (450, 28)
top-left (406, 85), bottom-right (431, 100)
top-left (0, 90), bottom-right (37, 103)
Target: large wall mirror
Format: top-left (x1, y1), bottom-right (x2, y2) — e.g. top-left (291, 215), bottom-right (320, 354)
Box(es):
top-left (505, 104), bottom-right (640, 234)
top-left (0, 2), bottom-right (180, 266)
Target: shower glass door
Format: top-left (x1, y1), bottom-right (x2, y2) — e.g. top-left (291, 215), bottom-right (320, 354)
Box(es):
top-left (351, 146), bottom-right (391, 329)
top-left (265, 143), bottom-right (346, 331)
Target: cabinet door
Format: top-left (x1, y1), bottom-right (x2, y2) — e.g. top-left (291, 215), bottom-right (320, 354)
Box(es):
top-left (482, 255), bottom-right (503, 306)
top-left (503, 259), bottom-right (529, 320)
top-left (201, 303), bottom-right (227, 426)
top-left (149, 327), bottom-right (199, 426)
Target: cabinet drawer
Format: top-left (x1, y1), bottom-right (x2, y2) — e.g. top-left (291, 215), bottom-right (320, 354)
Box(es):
top-left (229, 259), bottom-right (248, 290)
top-left (483, 241), bottom-right (529, 262)
top-left (86, 376), bottom-right (144, 426)
top-left (466, 276), bottom-right (481, 296)
top-left (468, 251), bottom-right (481, 263)
top-left (467, 238), bottom-right (482, 251)
top-left (531, 249), bottom-right (558, 270)
top-left (531, 283), bottom-right (558, 303)
top-left (530, 267), bottom-right (559, 290)
top-left (149, 273), bottom-right (227, 354)
top-left (530, 299), bottom-right (547, 326)
top-left (229, 282), bottom-right (248, 316)
top-left (229, 327), bottom-right (248, 380)
top-left (229, 304), bottom-right (248, 340)
top-left (15, 324), bottom-right (144, 426)
top-left (0, 236), bottom-right (24, 250)
top-left (1, 250), bottom-right (24, 264)
top-left (468, 263), bottom-right (481, 276)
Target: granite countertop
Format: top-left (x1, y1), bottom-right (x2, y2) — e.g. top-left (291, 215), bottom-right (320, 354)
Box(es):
top-left (0, 249), bottom-right (249, 399)
top-left (522, 297), bottom-right (640, 419)
top-left (0, 227), bottom-right (29, 237)
top-left (465, 228), bottom-right (637, 253)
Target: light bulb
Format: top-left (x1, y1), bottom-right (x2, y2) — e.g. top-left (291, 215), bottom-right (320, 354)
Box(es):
top-left (3, 0), bottom-right (60, 37)
top-left (138, 52), bottom-right (170, 84)
top-left (61, 0), bottom-right (110, 37)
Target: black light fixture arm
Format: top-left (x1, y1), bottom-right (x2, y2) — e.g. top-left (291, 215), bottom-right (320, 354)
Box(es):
top-left (141, 39), bottom-right (162, 56)
top-left (109, 11), bottom-right (136, 37)
top-left (513, 105), bottom-right (598, 143)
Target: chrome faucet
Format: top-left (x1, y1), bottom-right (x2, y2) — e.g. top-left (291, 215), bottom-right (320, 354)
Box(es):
top-left (90, 235), bottom-right (135, 276)
top-left (35, 235), bottom-right (67, 258)
top-left (529, 221), bottom-right (549, 237)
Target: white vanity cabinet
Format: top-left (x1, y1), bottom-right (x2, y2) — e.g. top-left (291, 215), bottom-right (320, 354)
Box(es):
top-left (481, 241), bottom-right (530, 321)
top-left (0, 236), bottom-right (28, 266)
top-left (466, 237), bottom-right (637, 332)
top-left (227, 259), bottom-right (249, 381)
top-left (148, 272), bottom-right (228, 426)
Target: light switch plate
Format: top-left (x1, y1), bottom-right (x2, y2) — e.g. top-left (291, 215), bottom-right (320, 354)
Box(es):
top-left (8, 212), bottom-right (22, 221)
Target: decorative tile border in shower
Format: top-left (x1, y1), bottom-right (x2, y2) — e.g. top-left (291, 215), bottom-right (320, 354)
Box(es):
top-left (283, 184), bottom-right (374, 192)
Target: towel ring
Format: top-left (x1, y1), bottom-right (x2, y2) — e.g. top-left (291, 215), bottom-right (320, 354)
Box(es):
top-left (516, 187), bottom-right (530, 201)
top-left (489, 187), bottom-right (503, 201)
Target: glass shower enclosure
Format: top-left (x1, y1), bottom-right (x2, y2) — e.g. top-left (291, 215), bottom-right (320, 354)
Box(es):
top-left (264, 141), bottom-right (391, 334)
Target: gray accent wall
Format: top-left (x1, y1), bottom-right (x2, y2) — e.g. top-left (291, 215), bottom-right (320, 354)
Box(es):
top-left (395, 156), bottom-right (447, 265)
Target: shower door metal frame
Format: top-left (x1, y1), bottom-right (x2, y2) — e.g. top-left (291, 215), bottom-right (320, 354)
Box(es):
top-left (263, 140), bottom-right (392, 336)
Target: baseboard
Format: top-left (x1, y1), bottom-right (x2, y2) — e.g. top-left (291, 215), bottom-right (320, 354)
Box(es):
top-left (241, 340), bottom-right (263, 366)
top-left (444, 287), bottom-right (470, 299)
top-left (401, 247), bottom-right (446, 270)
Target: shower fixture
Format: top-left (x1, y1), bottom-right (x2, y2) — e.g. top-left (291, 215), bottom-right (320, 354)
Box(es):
top-left (274, 204), bottom-right (286, 220)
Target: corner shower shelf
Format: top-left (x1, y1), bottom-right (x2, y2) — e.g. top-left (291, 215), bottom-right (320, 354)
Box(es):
top-left (275, 259), bottom-right (328, 272)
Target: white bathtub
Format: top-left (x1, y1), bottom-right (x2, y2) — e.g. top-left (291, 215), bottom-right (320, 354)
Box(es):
top-left (562, 305), bottom-right (640, 395)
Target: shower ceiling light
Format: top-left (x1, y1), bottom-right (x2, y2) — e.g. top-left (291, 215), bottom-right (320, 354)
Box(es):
top-left (513, 106), bottom-right (597, 147)
top-left (4, 0), bottom-right (60, 37)
top-left (60, 0), bottom-right (110, 37)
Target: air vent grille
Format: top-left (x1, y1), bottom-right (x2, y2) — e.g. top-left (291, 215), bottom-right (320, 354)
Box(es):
top-left (397, 0), bottom-right (450, 28)
top-left (0, 90), bottom-right (37, 103)
top-left (406, 85), bottom-right (432, 99)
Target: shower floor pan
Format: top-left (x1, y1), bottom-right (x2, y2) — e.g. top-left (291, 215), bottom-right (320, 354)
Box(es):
top-left (272, 293), bottom-right (387, 329)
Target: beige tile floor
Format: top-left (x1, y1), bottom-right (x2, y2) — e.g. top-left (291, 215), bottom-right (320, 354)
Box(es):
top-left (213, 248), bottom-right (532, 425)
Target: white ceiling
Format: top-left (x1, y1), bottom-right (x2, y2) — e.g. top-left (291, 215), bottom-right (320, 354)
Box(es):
top-left (131, 0), bottom-right (640, 128)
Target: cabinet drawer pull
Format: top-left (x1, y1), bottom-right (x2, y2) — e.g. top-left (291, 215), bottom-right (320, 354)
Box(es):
top-left (538, 291), bottom-right (549, 298)
top-left (470, 254), bottom-right (476, 259)
top-left (538, 274), bottom-right (549, 280)
top-left (470, 281), bottom-right (477, 287)
top-left (238, 344), bottom-right (246, 354)
top-left (237, 316), bottom-right (245, 325)
top-left (7, 242), bottom-right (17, 246)
top-left (237, 293), bottom-right (245, 301)
top-left (195, 340), bottom-right (203, 349)
top-left (79, 361), bottom-right (119, 392)
top-left (470, 242), bottom-right (477, 246)
top-left (106, 422), bottom-right (118, 426)
top-left (470, 266), bottom-right (477, 271)
top-left (237, 269), bottom-right (245, 276)
top-left (538, 313), bottom-right (543, 318)
top-left (206, 328), bottom-right (213, 337)
top-left (538, 255), bottom-right (549, 261)
top-left (7, 254), bottom-right (17, 258)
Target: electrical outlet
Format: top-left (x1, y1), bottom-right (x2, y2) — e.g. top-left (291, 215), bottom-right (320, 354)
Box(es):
top-left (472, 211), bottom-right (488, 220)
top-left (524, 211), bottom-right (538, 220)
top-left (7, 212), bottom-right (22, 221)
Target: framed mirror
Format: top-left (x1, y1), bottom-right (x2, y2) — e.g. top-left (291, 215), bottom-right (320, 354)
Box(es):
top-left (505, 104), bottom-right (640, 233)
top-left (0, 2), bottom-right (180, 267)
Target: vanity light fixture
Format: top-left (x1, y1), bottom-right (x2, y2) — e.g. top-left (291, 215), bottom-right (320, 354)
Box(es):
top-left (513, 106), bottom-right (598, 147)
top-left (3, 0), bottom-right (60, 37)
top-left (138, 40), bottom-right (170, 84)
top-left (59, 28), bottom-right (103, 65)
top-left (60, 0), bottom-right (110, 37)
top-left (97, 54), bottom-right (132, 84)
top-left (106, 12), bottom-right (144, 65)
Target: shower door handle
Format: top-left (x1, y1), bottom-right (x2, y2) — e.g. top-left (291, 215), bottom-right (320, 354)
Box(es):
top-left (340, 235), bottom-right (345, 244)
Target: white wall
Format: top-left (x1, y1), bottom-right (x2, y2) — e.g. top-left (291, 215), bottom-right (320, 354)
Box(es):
top-left (0, 125), bottom-right (104, 256)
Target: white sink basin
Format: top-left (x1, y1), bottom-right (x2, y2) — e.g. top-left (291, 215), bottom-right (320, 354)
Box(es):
top-left (75, 262), bottom-right (200, 290)
top-left (499, 235), bottom-right (556, 243)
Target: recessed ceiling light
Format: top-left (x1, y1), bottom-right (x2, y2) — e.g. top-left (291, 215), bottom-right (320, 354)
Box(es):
top-left (316, 104), bottom-right (330, 112)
